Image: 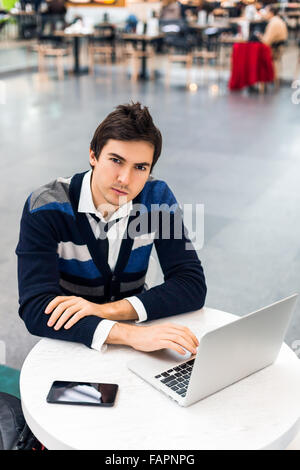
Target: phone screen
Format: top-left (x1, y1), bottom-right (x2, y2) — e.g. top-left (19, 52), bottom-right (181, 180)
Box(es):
top-left (46, 381), bottom-right (118, 407)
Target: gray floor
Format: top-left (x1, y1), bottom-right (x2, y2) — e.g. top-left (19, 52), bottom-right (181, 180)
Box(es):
top-left (1, 62), bottom-right (300, 370)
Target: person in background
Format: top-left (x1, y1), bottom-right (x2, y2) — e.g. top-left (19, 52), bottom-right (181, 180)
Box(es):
top-left (185, 8), bottom-right (197, 24)
top-left (244, 0), bottom-right (261, 21)
top-left (159, 0), bottom-right (182, 21)
top-left (259, 6), bottom-right (288, 47)
top-left (40, 0), bottom-right (66, 34)
top-left (124, 13), bottom-right (138, 33)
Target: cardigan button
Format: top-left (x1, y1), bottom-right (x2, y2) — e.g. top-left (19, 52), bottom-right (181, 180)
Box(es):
top-left (112, 276), bottom-right (117, 282)
top-left (110, 296), bottom-right (116, 301)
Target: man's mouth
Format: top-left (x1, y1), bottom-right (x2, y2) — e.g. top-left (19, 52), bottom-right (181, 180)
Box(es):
top-left (111, 187), bottom-right (128, 196)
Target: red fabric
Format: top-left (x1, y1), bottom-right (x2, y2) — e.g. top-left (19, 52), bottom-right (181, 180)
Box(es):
top-left (229, 42), bottom-right (274, 90)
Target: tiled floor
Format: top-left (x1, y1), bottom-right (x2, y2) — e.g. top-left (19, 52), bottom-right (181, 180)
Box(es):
top-left (0, 44), bottom-right (300, 373)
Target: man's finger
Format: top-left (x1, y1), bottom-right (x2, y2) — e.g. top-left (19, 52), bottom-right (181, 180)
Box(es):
top-left (168, 327), bottom-right (199, 348)
top-left (45, 296), bottom-right (75, 314)
top-left (164, 333), bottom-right (197, 355)
top-left (160, 340), bottom-right (187, 355)
top-left (47, 299), bottom-right (78, 326)
top-left (64, 312), bottom-right (85, 330)
top-left (53, 305), bottom-right (80, 330)
top-left (164, 324), bottom-right (199, 347)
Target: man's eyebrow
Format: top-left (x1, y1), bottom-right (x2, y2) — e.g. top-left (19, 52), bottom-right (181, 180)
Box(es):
top-left (108, 153), bottom-right (151, 166)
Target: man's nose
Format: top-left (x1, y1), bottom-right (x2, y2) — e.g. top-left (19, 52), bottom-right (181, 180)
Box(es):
top-left (117, 167), bottom-right (131, 187)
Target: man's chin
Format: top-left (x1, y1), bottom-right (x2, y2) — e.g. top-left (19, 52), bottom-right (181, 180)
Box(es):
top-left (105, 192), bottom-right (129, 208)
top-left (110, 190), bottom-right (130, 204)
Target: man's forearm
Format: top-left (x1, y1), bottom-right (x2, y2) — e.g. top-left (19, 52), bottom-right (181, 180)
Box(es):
top-left (100, 299), bottom-right (139, 321)
top-left (106, 322), bottom-right (135, 346)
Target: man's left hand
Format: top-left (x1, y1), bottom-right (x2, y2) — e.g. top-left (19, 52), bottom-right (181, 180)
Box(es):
top-left (45, 296), bottom-right (102, 330)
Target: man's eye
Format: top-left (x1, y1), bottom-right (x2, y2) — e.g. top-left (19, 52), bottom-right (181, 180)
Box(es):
top-left (111, 158), bottom-right (121, 164)
top-left (136, 165), bottom-right (146, 171)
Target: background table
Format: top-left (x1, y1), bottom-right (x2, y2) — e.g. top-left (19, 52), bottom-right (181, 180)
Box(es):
top-left (121, 34), bottom-right (164, 80)
top-left (54, 31), bottom-right (92, 75)
top-left (20, 307), bottom-right (300, 450)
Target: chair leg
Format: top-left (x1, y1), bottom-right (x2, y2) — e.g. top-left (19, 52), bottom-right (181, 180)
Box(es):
top-left (88, 48), bottom-right (95, 75)
top-left (186, 59), bottom-right (192, 88)
top-left (165, 57), bottom-right (171, 88)
top-left (273, 60), bottom-right (280, 90)
top-left (131, 55), bottom-right (138, 82)
top-left (122, 53), bottom-right (129, 78)
top-left (149, 54), bottom-right (155, 80)
top-left (107, 51), bottom-right (112, 76)
top-left (56, 54), bottom-right (64, 80)
top-left (294, 53), bottom-right (300, 80)
top-left (258, 82), bottom-right (265, 94)
top-left (38, 49), bottom-right (46, 78)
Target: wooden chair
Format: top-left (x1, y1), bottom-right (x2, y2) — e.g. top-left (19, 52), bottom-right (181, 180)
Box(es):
top-left (165, 52), bottom-right (193, 88)
top-left (192, 49), bottom-right (220, 84)
top-left (88, 43), bottom-right (114, 75)
top-left (37, 44), bottom-right (71, 80)
top-left (34, 36), bottom-right (71, 80)
top-left (121, 41), bottom-right (155, 82)
top-left (163, 23), bottom-right (196, 88)
top-left (219, 33), bottom-right (244, 67)
top-left (132, 48), bottom-right (155, 82)
top-left (88, 25), bottom-right (117, 75)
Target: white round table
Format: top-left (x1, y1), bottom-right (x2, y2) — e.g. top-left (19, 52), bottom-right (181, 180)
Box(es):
top-left (20, 307), bottom-right (300, 450)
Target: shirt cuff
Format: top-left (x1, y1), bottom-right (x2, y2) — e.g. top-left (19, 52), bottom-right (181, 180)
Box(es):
top-left (90, 319), bottom-right (117, 352)
top-left (125, 296), bottom-right (148, 323)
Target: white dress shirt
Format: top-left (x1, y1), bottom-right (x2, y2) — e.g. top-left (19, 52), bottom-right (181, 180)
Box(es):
top-left (77, 170), bottom-right (147, 352)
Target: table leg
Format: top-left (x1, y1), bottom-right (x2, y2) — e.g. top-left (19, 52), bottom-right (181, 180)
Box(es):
top-left (72, 36), bottom-right (89, 75)
top-left (73, 36), bottom-right (80, 74)
top-left (140, 40), bottom-right (147, 79)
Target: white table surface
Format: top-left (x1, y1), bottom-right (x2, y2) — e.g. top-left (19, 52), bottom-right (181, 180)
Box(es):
top-left (20, 307), bottom-right (300, 450)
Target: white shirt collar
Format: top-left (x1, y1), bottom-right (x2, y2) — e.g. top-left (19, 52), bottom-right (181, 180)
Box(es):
top-left (78, 170), bottom-right (132, 222)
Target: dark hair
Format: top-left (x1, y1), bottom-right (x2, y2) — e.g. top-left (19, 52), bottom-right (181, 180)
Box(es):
top-left (90, 102), bottom-right (162, 170)
top-left (269, 6), bottom-right (279, 16)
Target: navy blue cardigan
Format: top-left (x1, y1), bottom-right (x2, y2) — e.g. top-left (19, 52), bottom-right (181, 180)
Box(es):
top-left (16, 171), bottom-right (207, 348)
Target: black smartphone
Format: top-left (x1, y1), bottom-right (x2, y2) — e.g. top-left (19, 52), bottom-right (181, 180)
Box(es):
top-left (46, 381), bottom-right (118, 407)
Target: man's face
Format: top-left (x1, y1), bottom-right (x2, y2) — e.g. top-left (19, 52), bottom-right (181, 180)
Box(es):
top-left (89, 139), bottom-right (154, 213)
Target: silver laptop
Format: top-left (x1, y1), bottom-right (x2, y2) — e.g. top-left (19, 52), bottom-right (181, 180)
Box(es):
top-left (127, 294), bottom-right (298, 407)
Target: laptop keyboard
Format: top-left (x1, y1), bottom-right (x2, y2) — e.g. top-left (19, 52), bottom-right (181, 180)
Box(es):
top-left (154, 358), bottom-right (195, 398)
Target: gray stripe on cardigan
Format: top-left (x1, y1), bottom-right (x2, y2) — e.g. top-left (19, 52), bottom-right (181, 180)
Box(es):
top-left (30, 179), bottom-right (71, 211)
top-left (59, 279), bottom-right (105, 297)
top-left (120, 276), bottom-right (146, 293)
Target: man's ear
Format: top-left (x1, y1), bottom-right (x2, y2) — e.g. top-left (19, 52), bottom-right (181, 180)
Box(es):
top-left (89, 149), bottom-right (96, 167)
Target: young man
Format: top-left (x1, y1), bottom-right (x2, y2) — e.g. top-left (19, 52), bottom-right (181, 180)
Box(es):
top-left (16, 102), bottom-right (206, 357)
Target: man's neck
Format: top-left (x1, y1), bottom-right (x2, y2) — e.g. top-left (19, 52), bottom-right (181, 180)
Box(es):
top-left (90, 177), bottom-right (119, 220)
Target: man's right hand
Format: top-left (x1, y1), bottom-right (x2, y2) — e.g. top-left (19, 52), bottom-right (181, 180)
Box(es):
top-left (106, 322), bottom-right (199, 356)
